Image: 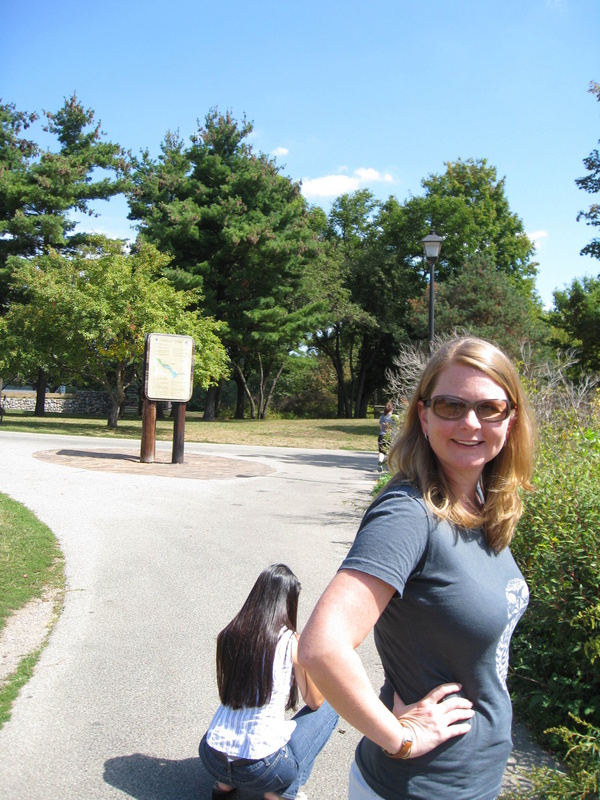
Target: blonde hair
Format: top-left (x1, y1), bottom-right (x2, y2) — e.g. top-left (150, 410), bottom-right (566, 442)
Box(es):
top-left (387, 336), bottom-right (536, 551)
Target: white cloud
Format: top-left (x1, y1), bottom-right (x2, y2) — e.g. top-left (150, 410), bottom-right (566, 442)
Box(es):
top-left (354, 167), bottom-right (394, 183)
top-left (301, 174), bottom-right (361, 198)
top-left (272, 147), bottom-right (289, 157)
top-left (301, 166), bottom-right (395, 198)
top-left (528, 230), bottom-right (548, 248)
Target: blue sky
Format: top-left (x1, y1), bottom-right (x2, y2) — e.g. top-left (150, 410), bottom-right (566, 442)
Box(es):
top-left (2, 0), bottom-right (599, 307)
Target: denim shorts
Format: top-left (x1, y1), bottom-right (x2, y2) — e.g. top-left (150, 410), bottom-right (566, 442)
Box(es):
top-left (200, 734), bottom-right (298, 796)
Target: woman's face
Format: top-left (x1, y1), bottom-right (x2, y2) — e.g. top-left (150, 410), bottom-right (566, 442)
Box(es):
top-left (418, 364), bottom-right (515, 490)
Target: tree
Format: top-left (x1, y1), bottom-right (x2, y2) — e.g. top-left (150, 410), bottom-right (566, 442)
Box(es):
top-left (404, 158), bottom-right (537, 292)
top-left (0, 95), bottom-right (129, 412)
top-left (0, 238), bottom-right (228, 427)
top-left (128, 109), bottom-right (325, 419)
top-left (0, 101), bottom-right (39, 308)
top-left (310, 191), bottom-right (381, 417)
top-left (311, 161), bottom-right (539, 418)
top-left (551, 275), bottom-right (600, 374)
top-left (576, 81), bottom-right (600, 260)
top-left (406, 255), bottom-right (546, 360)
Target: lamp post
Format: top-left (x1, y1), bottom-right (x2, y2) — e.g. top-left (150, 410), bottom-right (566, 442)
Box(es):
top-left (422, 231), bottom-right (443, 352)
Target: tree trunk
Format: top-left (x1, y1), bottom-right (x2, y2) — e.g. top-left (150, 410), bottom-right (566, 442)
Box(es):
top-left (232, 363), bottom-right (257, 419)
top-left (215, 380), bottom-right (223, 417)
top-left (34, 367), bottom-right (46, 416)
top-left (354, 368), bottom-right (369, 418)
top-left (105, 364), bottom-right (127, 429)
top-left (107, 400), bottom-right (120, 429)
top-left (356, 392), bottom-right (369, 419)
top-left (234, 373), bottom-right (245, 419)
top-left (204, 385), bottom-right (217, 421)
top-left (260, 362), bottom-right (286, 419)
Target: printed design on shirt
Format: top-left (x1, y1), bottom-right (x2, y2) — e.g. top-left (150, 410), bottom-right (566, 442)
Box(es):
top-left (496, 578), bottom-right (529, 691)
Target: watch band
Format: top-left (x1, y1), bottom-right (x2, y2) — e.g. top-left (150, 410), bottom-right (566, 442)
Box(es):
top-left (382, 725), bottom-right (413, 759)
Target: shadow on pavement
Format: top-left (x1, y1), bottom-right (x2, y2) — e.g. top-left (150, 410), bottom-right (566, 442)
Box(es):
top-left (104, 753), bottom-right (208, 799)
top-left (103, 752), bottom-right (271, 799)
top-left (251, 450), bottom-right (375, 473)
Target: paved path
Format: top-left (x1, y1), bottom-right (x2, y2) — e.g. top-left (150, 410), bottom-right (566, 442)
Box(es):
top-left (0, 431), bottom-right (377, 799)
top-left (0, 431), bottom-right (549, 799)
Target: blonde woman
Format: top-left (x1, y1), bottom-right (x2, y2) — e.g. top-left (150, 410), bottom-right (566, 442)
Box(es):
top-left (299, 337), bottom-right (536, 800)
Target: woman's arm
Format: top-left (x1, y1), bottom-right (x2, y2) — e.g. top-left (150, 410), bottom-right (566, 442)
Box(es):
top-left (298, 569), bottom-right (474, 758)
top-left (291, 635), bottom-right (324, 710)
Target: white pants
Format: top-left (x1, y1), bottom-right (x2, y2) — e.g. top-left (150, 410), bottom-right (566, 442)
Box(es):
top-left (348, 759), bottom-right (385, 799)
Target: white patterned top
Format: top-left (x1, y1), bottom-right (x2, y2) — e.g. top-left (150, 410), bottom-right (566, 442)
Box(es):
top-left (206, 627), bottom-right (297, 759)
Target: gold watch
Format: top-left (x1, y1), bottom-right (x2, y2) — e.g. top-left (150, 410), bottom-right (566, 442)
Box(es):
top-left (382, 725), bottom-right (413, 759)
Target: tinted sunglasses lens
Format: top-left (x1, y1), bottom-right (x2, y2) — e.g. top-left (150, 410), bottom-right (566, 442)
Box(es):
top-left (432, 397), bottom-right (467, 419)
top-left (476, 400), bottom-right (510, 421)
top-left (431, 397), bottom-right (511, 421)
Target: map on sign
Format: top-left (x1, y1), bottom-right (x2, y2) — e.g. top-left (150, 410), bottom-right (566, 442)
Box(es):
top-left (144, 333), bottom-right (195, 402)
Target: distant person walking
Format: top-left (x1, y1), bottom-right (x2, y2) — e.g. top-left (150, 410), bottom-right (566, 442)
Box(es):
top-left (377, 402), bottom-right (394, 472)
top-left (199, 564), bottom-right (338, 800)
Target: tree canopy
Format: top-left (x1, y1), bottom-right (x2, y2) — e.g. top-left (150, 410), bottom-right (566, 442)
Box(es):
top-left (576, 81), bottom-right (600, 261)
top-left (403, 158), bottom-right (537, 291)
top-left (0, 94), bottom-right (127, 309)
top-left (310, 161), bottom-right (539, 417)
top-left (407, 254), bottom-right (546, 360)
top-left (0, 238), bottom-right (228, 427)
top-left (128, 109), bottom-right (325, 418)
top-left (0, 98), bottom-right (551, 420)
top-left (551, 275), bottom-right (600, 374)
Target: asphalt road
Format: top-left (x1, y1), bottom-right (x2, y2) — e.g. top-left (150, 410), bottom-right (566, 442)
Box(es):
top-left (0, 431), bottom-right (379, 800)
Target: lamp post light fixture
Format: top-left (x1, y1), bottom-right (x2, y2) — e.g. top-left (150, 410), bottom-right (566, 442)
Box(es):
top-left (422, 230), bottom-right (443, 352)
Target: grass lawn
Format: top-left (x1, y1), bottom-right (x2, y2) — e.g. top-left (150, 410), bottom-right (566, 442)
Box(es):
top-left (0, 492), bottom-right (65, 725)
top-left (1, 411), bottom-right (380, 452)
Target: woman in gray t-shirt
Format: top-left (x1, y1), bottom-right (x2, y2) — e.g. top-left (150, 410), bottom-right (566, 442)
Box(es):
top-left (299, 337), bottom-right (536, 800)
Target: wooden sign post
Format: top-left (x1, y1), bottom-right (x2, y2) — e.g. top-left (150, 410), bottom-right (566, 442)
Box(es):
top-left (140, 333), bottom-right (195, 465)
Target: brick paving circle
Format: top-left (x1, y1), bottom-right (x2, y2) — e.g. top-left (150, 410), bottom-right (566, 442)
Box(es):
top-left (33, 447), bottom-right (276, 480)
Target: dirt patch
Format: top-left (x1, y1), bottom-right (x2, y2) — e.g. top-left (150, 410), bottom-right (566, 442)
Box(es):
top-left (0, 588), bottom-right (61, 684)
top-left (33, 448), bottom-right (276, 480)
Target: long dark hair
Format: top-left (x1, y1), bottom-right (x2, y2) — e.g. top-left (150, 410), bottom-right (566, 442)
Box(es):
top-left (216, 564), bottom-right (300, 710)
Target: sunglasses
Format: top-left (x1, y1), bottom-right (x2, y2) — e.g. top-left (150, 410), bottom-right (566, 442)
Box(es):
top-left (423, 395), bottom-right (513, 422)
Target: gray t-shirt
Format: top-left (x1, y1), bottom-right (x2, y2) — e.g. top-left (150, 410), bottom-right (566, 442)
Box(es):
top-left (342, 481), bottom-right (529, 800)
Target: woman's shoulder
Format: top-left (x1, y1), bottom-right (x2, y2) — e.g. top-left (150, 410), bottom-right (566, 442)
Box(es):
top-left (361, 479), bottom-right (431, 532)
top-left (375, 478), bottom-right (425, 507)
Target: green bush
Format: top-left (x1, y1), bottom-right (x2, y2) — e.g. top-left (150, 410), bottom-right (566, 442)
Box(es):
top-left (509, 422), bottom-right (600, 730)
top-left (500, 714), bottom-right (599, 800)
top-left (508, 415), bottom-right (600, 796)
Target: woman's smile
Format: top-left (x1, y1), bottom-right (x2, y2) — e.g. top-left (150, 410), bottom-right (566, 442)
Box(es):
top-left (418, 364), bottom-right (515, 499)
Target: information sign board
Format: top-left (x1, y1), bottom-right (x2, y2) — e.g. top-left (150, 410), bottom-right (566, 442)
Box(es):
top-left (144, 333), bottom-right (195, 402)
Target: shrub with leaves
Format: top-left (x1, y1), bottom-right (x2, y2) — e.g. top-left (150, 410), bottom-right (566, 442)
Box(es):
top-left (509, 418), bottom-right (600, 729)
top-left (506, 402), bottom-right (600, 796)
top-left (500, 715), bottom-right (599, 800)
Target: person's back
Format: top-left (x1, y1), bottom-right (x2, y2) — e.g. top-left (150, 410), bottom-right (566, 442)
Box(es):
top-left (206, 627), bottom-right (297, 760)
top-left (199, 564), bottom-right (338, 800)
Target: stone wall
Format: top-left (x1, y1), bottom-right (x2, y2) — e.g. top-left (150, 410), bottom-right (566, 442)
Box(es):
top-left (1, 391), bottom-right (110, 415)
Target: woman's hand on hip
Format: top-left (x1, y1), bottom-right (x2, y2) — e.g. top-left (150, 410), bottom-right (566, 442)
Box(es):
top-left (392, 683), bottom-right (474, 758)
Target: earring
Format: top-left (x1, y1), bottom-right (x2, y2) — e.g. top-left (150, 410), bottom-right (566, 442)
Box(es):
top-left (424, 432), bottom-right (429, 441)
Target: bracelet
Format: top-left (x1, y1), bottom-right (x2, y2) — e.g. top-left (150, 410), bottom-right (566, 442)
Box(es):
top-left (382, 724), bottom-right (413, 759)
